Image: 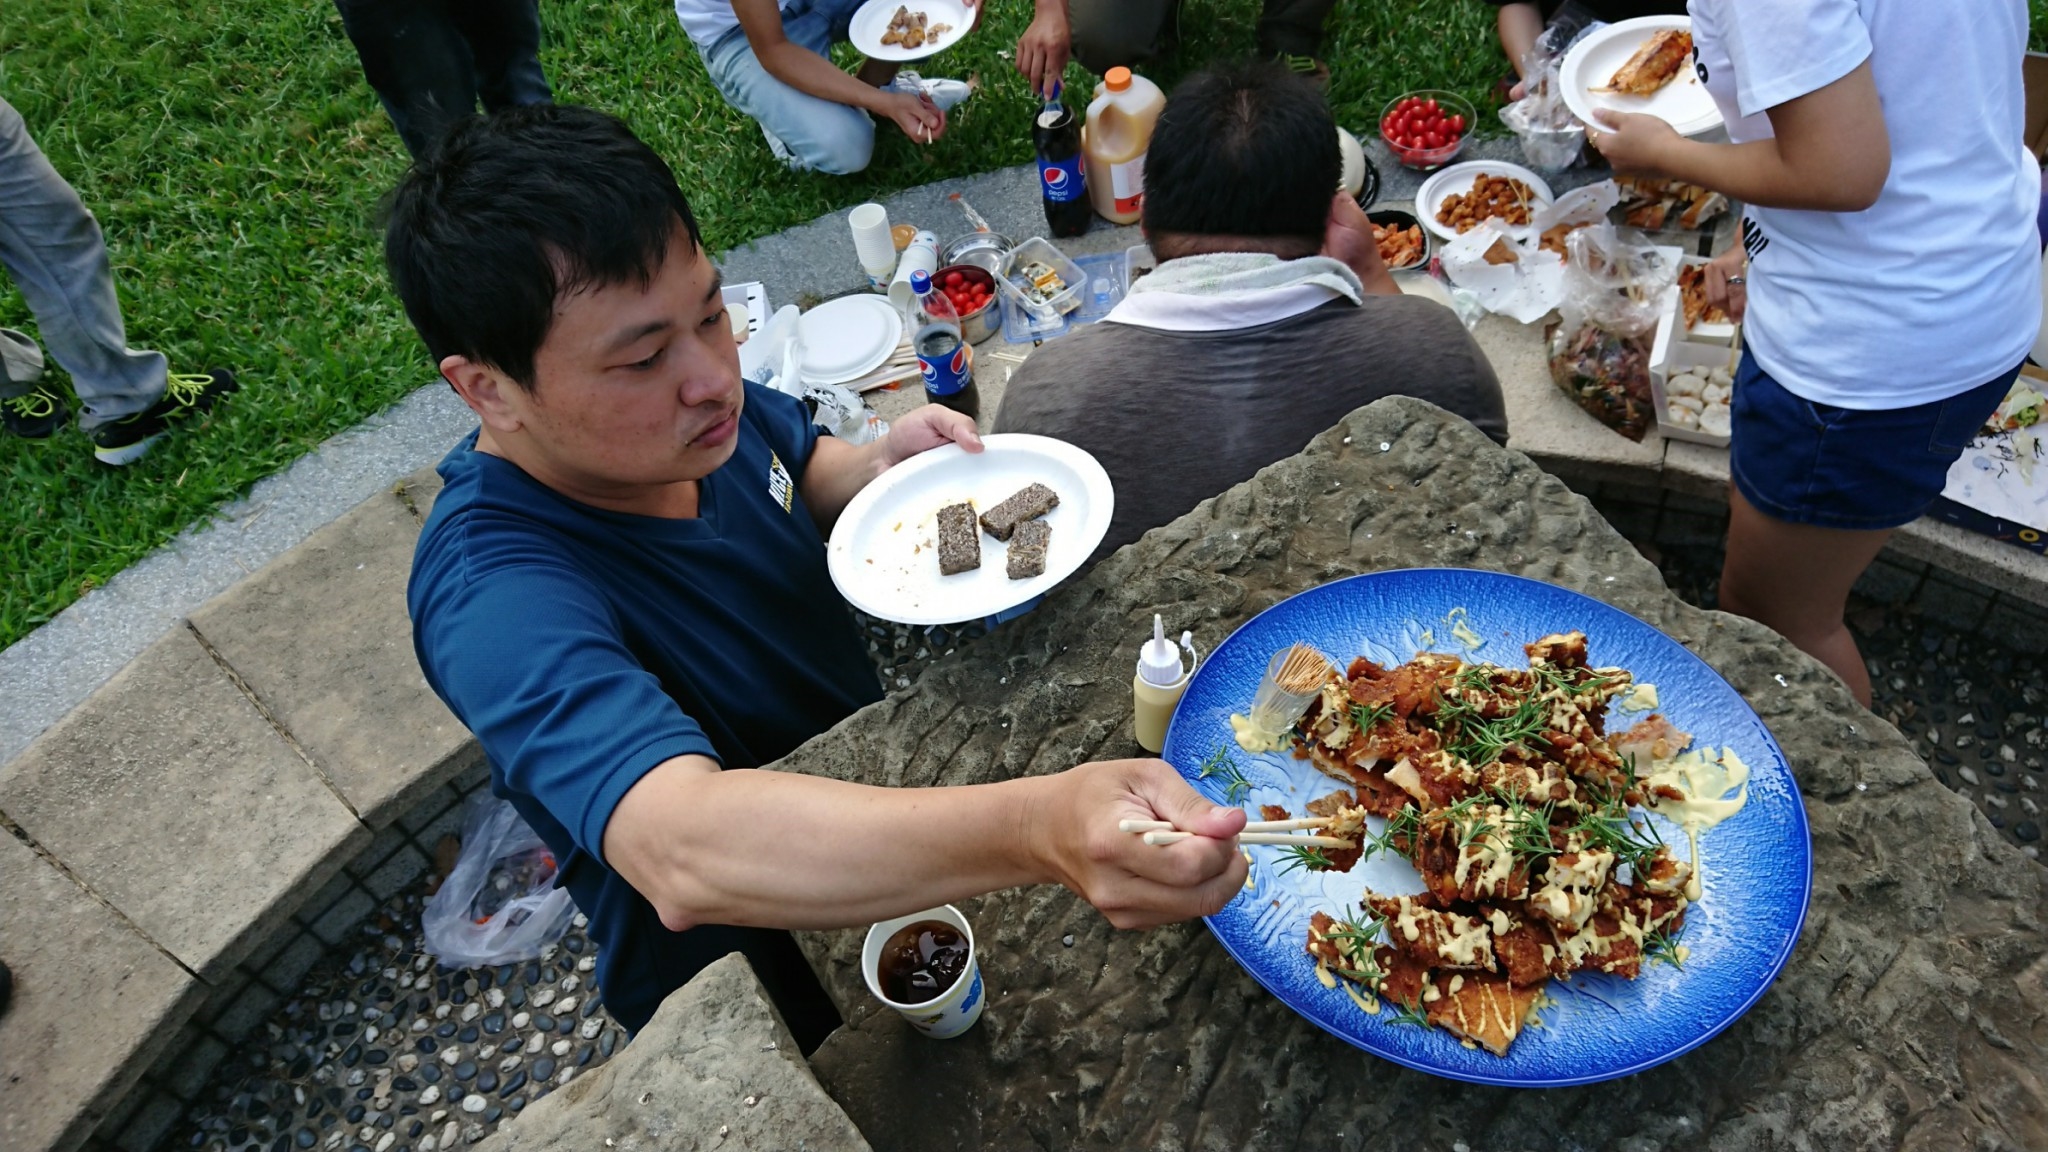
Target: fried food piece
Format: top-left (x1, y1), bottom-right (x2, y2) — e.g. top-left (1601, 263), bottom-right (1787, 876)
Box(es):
top-left (1482, 237), bottom-right (1519, 266)
top-left (880, 28), bottom-right (904, 45)
top-left (1599, 30), bottom-right (1694, 96)
top-left (979, 482), bottom-right (1060, 540)
top-left (1005, 518), bottom-right (1050, 579)
top-left (1538, 223), bottom-right (1583, 257)
top-left (1677, 265), bottom-right (1731, 328)
top-left (903, 27), bottom-right (925, 48)
top-left (1436, 174), bottom-right (1538, 234)
top-left (929, 22), bottom-right (951, 36)
top-left (935, 502), bottom-right (980, 575)
top-left (1423, 969), bottom-right (1546, 1056)
top-left (1373, 222), bottom-right (1424, 268)
top-left (1366, 893), bottom-right (1499, 972)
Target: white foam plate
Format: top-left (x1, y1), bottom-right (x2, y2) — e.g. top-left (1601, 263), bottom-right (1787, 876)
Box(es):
top-left (827, 434), bottom-right (1114, 626)
top-left (849, 0), bottom-right (974, 62)
top-left (1561, 16), bottom-right (1722, 139)
top-left (1415, 160), bottom-right (1554, 242)
top-left (797, 294), bottom-right (901, 385)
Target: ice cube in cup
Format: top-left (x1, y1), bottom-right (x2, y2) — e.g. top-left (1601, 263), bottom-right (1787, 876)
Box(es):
top-left (861, 904), bottom-right (985, 1039)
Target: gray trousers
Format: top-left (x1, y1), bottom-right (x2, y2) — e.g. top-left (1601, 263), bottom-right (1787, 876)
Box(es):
top-left (0, 97), bottom-right (166, 427)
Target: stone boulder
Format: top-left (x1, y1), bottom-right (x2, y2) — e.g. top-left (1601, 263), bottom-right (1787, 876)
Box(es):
top-left (773, 397), bottom-right (2047, 1151)
top-left (472, 953), bottom-right (868, 1152)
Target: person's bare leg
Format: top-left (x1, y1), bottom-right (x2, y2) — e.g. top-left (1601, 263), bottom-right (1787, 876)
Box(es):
top-left (1717, 486), bottom-right (1893, 708)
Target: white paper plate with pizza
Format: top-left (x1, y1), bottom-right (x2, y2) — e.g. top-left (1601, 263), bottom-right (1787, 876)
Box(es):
top-left (827, 434), bottom-right (1115, 626)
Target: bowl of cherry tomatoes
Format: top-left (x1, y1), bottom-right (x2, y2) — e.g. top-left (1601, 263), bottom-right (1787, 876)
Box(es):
top-left (932, 265), bottom-right (1001, 344)
top-left (1380, 90), bottom-right (1473, 171)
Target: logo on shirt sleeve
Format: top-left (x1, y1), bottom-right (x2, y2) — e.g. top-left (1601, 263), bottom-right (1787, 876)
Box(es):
top-left (767, 450), bottom-right (795, 513)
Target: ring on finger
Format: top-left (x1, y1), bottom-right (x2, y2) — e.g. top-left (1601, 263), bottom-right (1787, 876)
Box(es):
top-left (1725, 275), bottom-right (1746, 286)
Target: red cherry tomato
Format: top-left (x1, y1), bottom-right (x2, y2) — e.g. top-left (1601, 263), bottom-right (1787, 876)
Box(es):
top-left (1423, 98), bottom-right (1438, 115)
top-left (1427, 132), bottom-right (1444, 149)
top-left (944, 271), bottom-right (964, 288)
top-left (1449, 114), bottom-right (1465, 134)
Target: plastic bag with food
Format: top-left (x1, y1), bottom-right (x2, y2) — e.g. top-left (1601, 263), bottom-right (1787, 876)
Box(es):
top-left (422, 795), bottom-right (577, 968)
top-left (1546, 224), bottom-right (1679, 441)
top-left (1499, 17), bottom-right (1599, 170)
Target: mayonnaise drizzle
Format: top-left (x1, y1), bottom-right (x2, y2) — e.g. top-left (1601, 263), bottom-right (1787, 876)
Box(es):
top-left (1642, 747), bottom-right (1751, 901)
top-left (1228, 711), bottom-right (1292, 754)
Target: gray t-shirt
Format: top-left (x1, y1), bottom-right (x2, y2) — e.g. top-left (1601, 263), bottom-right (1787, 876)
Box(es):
top-left (992, 294), bottom-right (1507, 563)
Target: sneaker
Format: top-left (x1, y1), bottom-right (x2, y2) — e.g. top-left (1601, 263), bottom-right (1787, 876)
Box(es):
top-left (2, 382), bottom-right (70, 439)
top-left (89, 369), bottom-right (239, 465)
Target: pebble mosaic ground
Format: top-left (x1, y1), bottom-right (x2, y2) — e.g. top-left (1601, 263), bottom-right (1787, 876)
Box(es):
top-left (162, 493), bottom-right (2045, 1151)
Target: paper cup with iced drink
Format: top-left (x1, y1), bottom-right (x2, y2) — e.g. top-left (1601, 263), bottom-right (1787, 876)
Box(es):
top-left (861, 904), bottom-right (984, 1038)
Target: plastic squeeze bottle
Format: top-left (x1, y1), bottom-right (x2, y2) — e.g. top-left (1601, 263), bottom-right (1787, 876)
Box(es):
top-left (1083, 66), bottom-right (1165, 225)
top-left (1132, 614), bottom-right (1194, 753)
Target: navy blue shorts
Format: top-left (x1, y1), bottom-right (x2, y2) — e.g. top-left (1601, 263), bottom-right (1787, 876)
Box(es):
top-left (1728, 351), bottom-right (2021, 532)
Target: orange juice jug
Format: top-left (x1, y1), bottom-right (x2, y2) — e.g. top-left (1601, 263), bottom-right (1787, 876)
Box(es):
top-left (1082, 67), bottom-right (1165, 225)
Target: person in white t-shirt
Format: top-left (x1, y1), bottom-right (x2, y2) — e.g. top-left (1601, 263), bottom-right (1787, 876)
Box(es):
top-left (674, 0), bottom-right (948, 174)
top-left (1586, 0), bottom-right (2041, 708)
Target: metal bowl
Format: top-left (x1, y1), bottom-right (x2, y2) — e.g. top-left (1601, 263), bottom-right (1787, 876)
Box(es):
top-left (933, 264), bottom-right (1002, 344)
top-left (942, 231), bottom-right (1014, 275)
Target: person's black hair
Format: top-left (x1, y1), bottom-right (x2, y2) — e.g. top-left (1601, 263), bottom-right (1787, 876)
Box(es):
top-left (1141, 62), bottom-right (1339, 250)
top-left (383, 104), bottom-right (703, 390)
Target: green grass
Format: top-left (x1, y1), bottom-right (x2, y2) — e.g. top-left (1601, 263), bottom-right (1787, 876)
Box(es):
top-left (0, 2), bottom-right (2042, 649)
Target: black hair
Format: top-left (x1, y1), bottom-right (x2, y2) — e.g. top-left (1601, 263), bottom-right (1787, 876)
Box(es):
top-left (1140, 62), bottom-right (1339, 249)
top-left (382, 104), bottom-right (703, 390)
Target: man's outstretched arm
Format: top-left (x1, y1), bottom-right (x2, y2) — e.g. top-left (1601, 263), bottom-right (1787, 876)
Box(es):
top-left (602, 753), bottom-right (1249, 932)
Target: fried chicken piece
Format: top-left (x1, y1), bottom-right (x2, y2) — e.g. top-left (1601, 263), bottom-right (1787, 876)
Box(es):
top-left (1600, 30), bottom-right (1694, 96)
top-left (1611, 713), bottom-right (1693, 770)
top-left (1423, 968), bottom-right (1547, 1056)
top-left (1366, 893), bottom-right (1499, 972)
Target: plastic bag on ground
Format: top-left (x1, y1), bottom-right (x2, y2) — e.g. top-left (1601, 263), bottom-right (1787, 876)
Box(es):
top-left (1546, 224), bottom-right (1679, 442)
top-left (422, 794), bottom-right (576, 968)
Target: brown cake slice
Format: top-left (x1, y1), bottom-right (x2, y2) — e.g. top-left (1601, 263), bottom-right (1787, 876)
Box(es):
top-left (979, 483), bottom-right (1060, 541)
top-left (936, 502), bottom-right (981, 575)
top-left (1006, 518), bottom-right (1050, 579)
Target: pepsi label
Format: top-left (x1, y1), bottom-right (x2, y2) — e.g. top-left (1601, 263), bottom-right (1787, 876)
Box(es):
top-left (916, 324), bottom-right (971, 397)
top-left (1038, 155), bottom-right (1085, 203)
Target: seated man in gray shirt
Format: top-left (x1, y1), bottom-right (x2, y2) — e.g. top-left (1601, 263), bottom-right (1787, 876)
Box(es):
top-left (994, 63), bottom-right (1508, 563)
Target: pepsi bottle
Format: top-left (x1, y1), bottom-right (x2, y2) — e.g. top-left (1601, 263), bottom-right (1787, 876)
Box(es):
top-left (910, 270), bottom-right (980, 421)
top-left (1035, 97), bottom-right (1090, 238)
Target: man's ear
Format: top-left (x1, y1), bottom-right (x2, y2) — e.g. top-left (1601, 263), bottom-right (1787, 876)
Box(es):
top-left (441, 355), bottom-right (527, 434)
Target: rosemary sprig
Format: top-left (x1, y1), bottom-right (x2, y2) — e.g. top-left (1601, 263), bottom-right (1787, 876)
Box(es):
top-left (1320, 910), bottom-right (1389, 985)
top-left (1382, 994), bottom-right (1433, 1029)
top-left (1277, 845), bottom-right (1336, 875)
top-left (1348, 701), bottom-right (1394, 733)
top-left (1197, 745), bottom-right (1254, 805)
top-left (1572, 805), bottom-right (1666, 877)
top-left (1361, 804), bottom-right (1423, 864)
top-left (1644, 924), bottom-right (1686, 970)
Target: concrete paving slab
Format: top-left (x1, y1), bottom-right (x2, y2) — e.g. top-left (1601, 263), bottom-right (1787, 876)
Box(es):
top-left (0, 626), bottom-right (369, 982)
top-left (1471, 310), bottom-right (1666, 482)
top-left (188, 489), bottom-right (479, 826)
top-left (0, 832), bottom-right (205, 1152)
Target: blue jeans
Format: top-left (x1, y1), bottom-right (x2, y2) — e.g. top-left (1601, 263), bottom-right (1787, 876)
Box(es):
top-left (0, 98), bottom-right (166, 428)
top-left (698, 0), bottom-right (876, 175)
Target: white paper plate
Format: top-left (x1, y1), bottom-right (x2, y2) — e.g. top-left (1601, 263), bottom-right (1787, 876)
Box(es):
top-left (1414, 160), bottom-right (1554, 242)
top-left (827, 434), bottom-right (1115, 626)
top-left (797, 294), bottom-right (902, 385)
top-left (849, 0), bottom-right (973, 62)
top-left (1561, 16), bottom-right (1722, 139)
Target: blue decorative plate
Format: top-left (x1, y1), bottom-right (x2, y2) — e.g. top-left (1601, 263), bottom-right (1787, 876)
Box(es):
top-left (1161, 569), bottom-right (1810, 1087)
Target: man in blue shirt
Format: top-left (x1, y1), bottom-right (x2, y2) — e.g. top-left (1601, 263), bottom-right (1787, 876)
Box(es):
top-left (389, 105), bottom-right (1249, 1052)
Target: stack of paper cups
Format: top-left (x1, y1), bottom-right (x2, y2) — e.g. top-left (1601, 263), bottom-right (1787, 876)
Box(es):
top-left (889, 230), bottom-right (941, 313)
top-left (849, 203), bottom-right (895, 290)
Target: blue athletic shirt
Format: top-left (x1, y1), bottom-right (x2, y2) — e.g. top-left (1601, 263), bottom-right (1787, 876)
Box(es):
top-left (408, 382), bottom-right (881, 1034)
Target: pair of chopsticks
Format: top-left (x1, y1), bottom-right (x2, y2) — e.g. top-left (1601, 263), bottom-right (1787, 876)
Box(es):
top-left (1118, 817), bottom-right (1351, 848)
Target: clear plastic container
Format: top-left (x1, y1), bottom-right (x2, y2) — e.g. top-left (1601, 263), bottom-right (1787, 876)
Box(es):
top-left (995, 236), bottom-right (1085, 323)
top-left (1083, 67), bottom-right (1165, 225)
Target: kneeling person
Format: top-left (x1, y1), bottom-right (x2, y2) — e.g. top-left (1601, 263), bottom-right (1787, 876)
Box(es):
top-left (391, 105), bottom-right (1248, 1049)
top-left (995, 64), bottom-right (1509, 565)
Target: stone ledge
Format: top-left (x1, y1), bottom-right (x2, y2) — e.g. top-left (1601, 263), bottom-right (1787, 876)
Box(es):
top-left (0, 625), bottom-right (369, 985)
top-left (189, 483), bottom-right (476, 827)
top-left (0, 829), bottom-right (206, 1152)
top-left (474, 953), bottom-right (870, 1152)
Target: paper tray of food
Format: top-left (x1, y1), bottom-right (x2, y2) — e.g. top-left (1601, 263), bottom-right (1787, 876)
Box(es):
top-left (1670, 255), bottom-right (1737, 344)
top-left (1649, 297), bottom-right (1738, 446)
top-left (1932, 368), bottom-right (2047, 553)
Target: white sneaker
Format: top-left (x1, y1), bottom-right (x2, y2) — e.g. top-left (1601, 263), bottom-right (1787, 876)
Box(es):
top-left (888, 72), bottom-right (971, 112)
